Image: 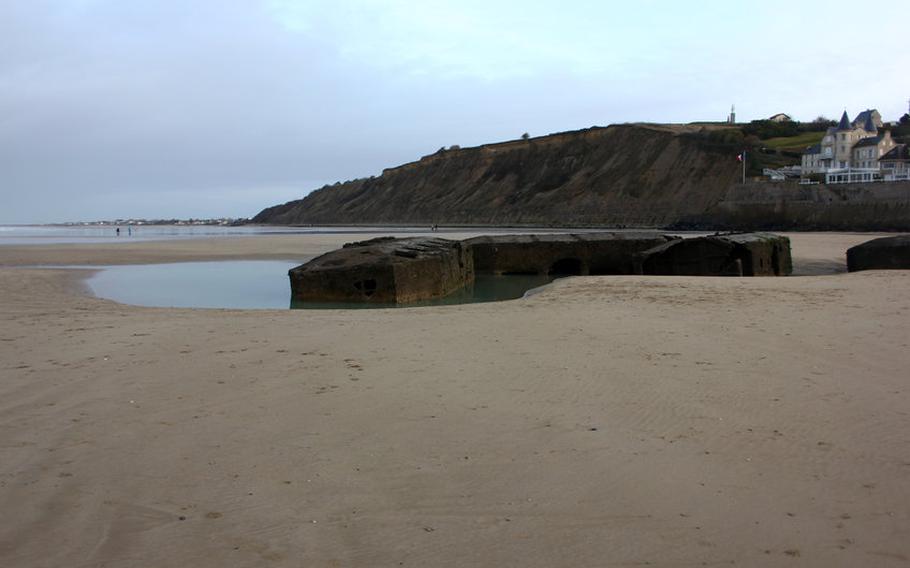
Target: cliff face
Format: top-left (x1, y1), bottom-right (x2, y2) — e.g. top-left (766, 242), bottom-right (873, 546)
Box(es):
top-left (252, 124), bottom-right (910, 230)
top-left (253, 125), bottom-right (742, 227)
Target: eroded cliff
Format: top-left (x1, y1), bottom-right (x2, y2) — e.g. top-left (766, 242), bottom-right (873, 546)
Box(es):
top-left (253, 124), bottom-right (743, 227)
top-left (253, 124), bottom-right (910, 230)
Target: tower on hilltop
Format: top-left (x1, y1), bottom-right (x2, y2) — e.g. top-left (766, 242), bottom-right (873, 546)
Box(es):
top-left (727, 104), bottom-right (736, 124)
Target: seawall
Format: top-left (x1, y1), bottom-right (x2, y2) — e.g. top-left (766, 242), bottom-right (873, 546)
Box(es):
top-left (685, 181), bottom-right (910, 231)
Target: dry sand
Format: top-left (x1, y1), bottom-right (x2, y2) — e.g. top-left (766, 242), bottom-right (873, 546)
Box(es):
top-left (1, 232), bottom-right (908, 567)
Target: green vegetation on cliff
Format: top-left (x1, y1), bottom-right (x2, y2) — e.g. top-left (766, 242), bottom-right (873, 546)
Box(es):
top-left (762, 132), bottom-right (825, 153)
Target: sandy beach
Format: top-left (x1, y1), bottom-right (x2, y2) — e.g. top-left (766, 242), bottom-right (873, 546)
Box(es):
top-left (1, 231), bottom-right (908, 567)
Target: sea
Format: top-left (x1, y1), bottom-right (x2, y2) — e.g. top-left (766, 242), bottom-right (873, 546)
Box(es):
top-left (0, 224), bottom-right (451, 245)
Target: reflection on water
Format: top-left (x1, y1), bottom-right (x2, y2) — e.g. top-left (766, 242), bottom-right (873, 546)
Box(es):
top-left (88, 261), bottom-right (554, 310)
top-left (291, 274), bottom-right (555, 309)
top-left (89, 261), bottom-right (300, 309)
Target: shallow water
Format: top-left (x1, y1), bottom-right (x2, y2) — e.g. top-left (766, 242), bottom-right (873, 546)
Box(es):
top-left (88, 261), bottom-right (554, 309)
top-left (0, 224), bottom-right (292, 245)
top-left (0, 224), bottom-right (464, 245)
top-left (0, 224), bottom-right (698, 245)
top-left (88, 261), bottom-right (300, 309)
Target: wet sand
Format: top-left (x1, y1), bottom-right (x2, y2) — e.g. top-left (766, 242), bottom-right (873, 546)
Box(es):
top-left (1, 232), bottom-right (908, 567)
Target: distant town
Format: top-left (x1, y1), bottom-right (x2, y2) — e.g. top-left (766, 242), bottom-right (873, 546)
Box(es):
top-left (56, 217), bottom-right (249, 227)
top-left (727, 102), bottom-right (910, 184)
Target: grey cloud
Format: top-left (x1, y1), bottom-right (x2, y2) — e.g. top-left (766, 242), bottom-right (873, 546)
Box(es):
top-left (1, 1), bottom-right (906, 223)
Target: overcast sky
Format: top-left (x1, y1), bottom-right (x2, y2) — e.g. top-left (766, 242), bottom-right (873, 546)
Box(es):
top-left (2, 0), bottom-right (908, 223)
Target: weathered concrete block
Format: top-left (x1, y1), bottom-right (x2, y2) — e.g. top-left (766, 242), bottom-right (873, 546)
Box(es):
top-left (464, 232), bottom-right (675, 276)
top-left (724, 232), bottom-right (793, 276)
top-left (637, 232), bottom-right (792, 276)
top-left (289, 237), bottom-right (474, 304)
top-left (290, 232), bottom-right (793, 305)
top-left (846, 235), bottom-right (910, 272)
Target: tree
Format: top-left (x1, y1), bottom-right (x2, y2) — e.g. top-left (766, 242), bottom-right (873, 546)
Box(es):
top-left (892, 114), bottom-right (910, 141)
top-left (521, 132), bottom-right (530, 140)
top-left (800, 116), bottom-right (835, 132)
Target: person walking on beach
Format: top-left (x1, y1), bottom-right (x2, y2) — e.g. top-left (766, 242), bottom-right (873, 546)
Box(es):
top-left (116, 227), bottom-right (120, 236)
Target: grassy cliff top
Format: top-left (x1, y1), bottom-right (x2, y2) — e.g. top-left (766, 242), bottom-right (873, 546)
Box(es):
top-left (762, 131), bottom-right (826, 153)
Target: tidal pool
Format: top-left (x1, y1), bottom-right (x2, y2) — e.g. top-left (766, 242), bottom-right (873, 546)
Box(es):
top-left (88, 261), bottom-right (554, 309)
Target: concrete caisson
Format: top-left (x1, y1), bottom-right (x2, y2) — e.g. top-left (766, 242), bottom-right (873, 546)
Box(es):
top-left (636, 233), bottom-right (792, 276)
top-left (464, 232), bottom-right (675, 276)
top-left (846, 235), bottom-right (910, 272)
top-left (288, 232), bottom-right (793, 305)
top-left (289, 237), bottom-right (474, 304)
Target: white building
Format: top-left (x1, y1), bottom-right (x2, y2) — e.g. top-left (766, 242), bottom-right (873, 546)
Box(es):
top-left (879, 144), bottom-right (910, 181)
top-left (801, 109), bottom-right (896, 183)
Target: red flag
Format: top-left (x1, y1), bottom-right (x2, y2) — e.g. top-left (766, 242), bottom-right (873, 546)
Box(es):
top-left (736, 153), bottom-right (743, 162)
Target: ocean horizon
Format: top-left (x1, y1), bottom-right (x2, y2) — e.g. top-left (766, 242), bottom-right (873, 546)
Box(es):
top-left (0, 224), bottom-right (670, 246)
top-left (0, 224), bottom-right (470, 245)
